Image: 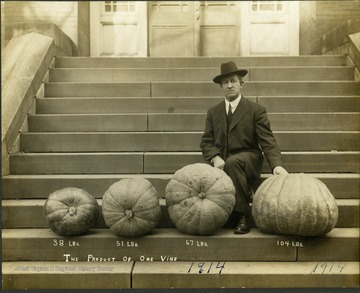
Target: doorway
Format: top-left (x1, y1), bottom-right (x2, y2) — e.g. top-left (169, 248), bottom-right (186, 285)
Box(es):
top-left (90, 1), bottom-right (299, 57)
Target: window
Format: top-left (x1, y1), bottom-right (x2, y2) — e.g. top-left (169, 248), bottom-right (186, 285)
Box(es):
top-left (104, 1), bottom-right (136, 13)
top-left (199, 1), bottom-right (236, 12)
top-left (251, 1), bottom-right (283, 12)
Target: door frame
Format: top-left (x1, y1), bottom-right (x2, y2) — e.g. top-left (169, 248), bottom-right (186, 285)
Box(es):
top-left (90, 1), bottom-right (101, 57)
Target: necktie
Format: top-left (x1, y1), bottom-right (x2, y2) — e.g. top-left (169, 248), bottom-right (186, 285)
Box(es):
top-left (227, 103), bottom-right (233, 125)
top-left (226, 103), bottom-right (233, 156)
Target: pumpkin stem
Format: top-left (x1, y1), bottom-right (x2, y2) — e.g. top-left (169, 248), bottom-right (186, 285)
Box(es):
top-left (68, 206), bottom-right (76, 216)
top-left (125, 210), bottom-right (133, 219)
top-left (198, 191), bottom-right (207, 199)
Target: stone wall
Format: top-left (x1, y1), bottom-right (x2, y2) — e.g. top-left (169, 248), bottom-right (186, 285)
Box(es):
top-left (300, 1), bottom-right (360, 55)
top-left (77, 1), bottom-right (90, 56)
top-left (3, 1), bottom-right (90, 56)
top-left (2, 23), bottom-right (79, 175)
top-left (322, 20), bottom-right (360, 55)
top-left (2, 33), bottom-right (55, 175)
top-left (299, 1), bottom-right (317, 55)
top-left (1, 1), bottom-right (5, 53)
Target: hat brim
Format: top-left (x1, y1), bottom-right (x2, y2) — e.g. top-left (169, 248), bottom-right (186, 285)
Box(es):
top-left (213, 69), bottom-right (248, 84)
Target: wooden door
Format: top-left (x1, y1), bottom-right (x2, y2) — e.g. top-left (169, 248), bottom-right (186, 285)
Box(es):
top-left (240, 1), bottom-right (299, 55)
top-left (197, 1), bottom-right (241, 56)
top-left (148, 1), bottom-right (196, 57)
top-left (90, 1), bottom-right (147, 57)
top-left (148, 1), bottom-right (241, 57)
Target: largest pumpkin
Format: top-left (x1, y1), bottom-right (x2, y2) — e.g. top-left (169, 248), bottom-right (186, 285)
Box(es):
top-left (252, 173), bottom-right (338, 236)
top-left (102, 178), bottom-right (161, 237)
top-left (165, 163), bottom-right (236, 235)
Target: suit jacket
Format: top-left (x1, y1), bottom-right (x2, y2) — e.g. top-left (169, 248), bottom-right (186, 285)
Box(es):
top-left (200, 96), bottom-right (282, 171)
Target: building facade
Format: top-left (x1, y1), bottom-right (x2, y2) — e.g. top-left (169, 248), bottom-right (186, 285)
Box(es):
top-left (2, 1), bottom-right (360, 57)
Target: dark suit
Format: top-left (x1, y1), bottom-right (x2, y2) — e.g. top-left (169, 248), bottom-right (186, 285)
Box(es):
top-left (200, 96), bottom-right (283, 214)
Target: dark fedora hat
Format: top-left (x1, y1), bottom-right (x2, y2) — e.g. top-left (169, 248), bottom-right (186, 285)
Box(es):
top-left (213, 61), bottom-right (248, 84)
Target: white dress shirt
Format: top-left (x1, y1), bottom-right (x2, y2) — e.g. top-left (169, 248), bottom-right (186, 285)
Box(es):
top-left (225, 95), bottom-right (241, 114)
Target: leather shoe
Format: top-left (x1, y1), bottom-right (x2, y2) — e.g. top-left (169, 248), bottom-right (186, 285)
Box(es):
top-left (234, 215), bottom-right (250, 234)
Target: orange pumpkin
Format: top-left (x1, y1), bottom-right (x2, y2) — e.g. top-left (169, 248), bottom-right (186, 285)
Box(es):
top-left (44, 187), bottom-right (100, 236)
top-left (252, 173), bottom-right (338, 236)
top-left (165, 163), bottom-right (236, 235)
top-left (102, 178), bottom-right (161, 237)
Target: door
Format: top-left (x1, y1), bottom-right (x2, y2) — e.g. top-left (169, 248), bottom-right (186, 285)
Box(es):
top-left (240, 1), bottom-right (299, 55)
top-left (90, 1), bottom-right (147, 57)
top-left (148, 1), bottom-right (241, 57)
top-left (197, 1), bottom-right (241, 56)
top-left (148, 1), bottom-right (196, 57)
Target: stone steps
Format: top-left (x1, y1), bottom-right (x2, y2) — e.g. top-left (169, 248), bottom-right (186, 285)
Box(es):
top-left (45, 81), bottom-right (360, 97)
top-left (3, 173), bottom-right (358, 199)
top-left (3, 261), bottom-right (359, 289)
top-left (55, 56), bottom-right (349, 68)
top-left (28, 112), bottom-right (360, 132)
top-left (2, 199), bottom-right (358, 229)
top-left (36, 96), bottom-right (360, 113)
top-left (18, 131), bottom-right (360, 152)
top-left (49, 66), bottom-right (355, 82)
top-left (3, 55), bottom-right (359, 289)
top-left (8, 152), bottom-right (360, 175)
top-left (2, 228), bottom-right (359, 262)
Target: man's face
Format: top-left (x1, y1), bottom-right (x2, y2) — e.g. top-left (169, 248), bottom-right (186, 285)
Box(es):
top-left (220, 74), bottom-right (242, 102)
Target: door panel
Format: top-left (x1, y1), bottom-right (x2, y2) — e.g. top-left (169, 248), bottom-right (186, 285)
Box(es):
top-left (101, 23), bottom-right (138, 56)
top-left (200, 26), bottom-right (236, 56)
top-left (250, 23), bottom-right (288, 54)
top-left (152, 26), bottom-right (191, 56)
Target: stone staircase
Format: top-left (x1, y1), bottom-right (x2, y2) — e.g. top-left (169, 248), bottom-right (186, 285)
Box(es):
top-left (2, 56), bottom-right (359, 289)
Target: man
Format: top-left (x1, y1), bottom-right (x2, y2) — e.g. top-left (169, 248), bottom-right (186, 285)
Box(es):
top-left (200, 61), bottom-right (288, 234)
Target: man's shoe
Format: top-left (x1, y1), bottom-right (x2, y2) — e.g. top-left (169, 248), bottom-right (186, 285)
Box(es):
top-left (234, 215), bottom-right (250, 234)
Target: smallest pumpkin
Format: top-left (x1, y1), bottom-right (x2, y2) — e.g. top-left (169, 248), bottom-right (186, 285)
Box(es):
top-left (44, 187), bottom-right (100, 236)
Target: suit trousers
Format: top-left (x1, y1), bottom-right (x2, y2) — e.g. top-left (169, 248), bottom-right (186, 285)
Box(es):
top-left (224, 151), bottom-right (264, 215)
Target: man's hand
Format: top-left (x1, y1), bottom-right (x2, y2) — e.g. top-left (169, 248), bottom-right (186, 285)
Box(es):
top-left (273, 166), bottom-right (288, 175)
top-left (212, 156), bottom-right (225, 170)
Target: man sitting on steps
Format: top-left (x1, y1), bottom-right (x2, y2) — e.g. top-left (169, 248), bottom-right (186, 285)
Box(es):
top-left (200, 61), bottom-right (288, 235)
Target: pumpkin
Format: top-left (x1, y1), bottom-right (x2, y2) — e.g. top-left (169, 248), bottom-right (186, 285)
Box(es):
top-left (165, 163), bottom-right (236, 235)
top-left (44, 187), bottom-right (100, 236)
top-left (102, 178), bottom-right (161, 237)
top-left (252, 173), bottom-right (338, 236)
